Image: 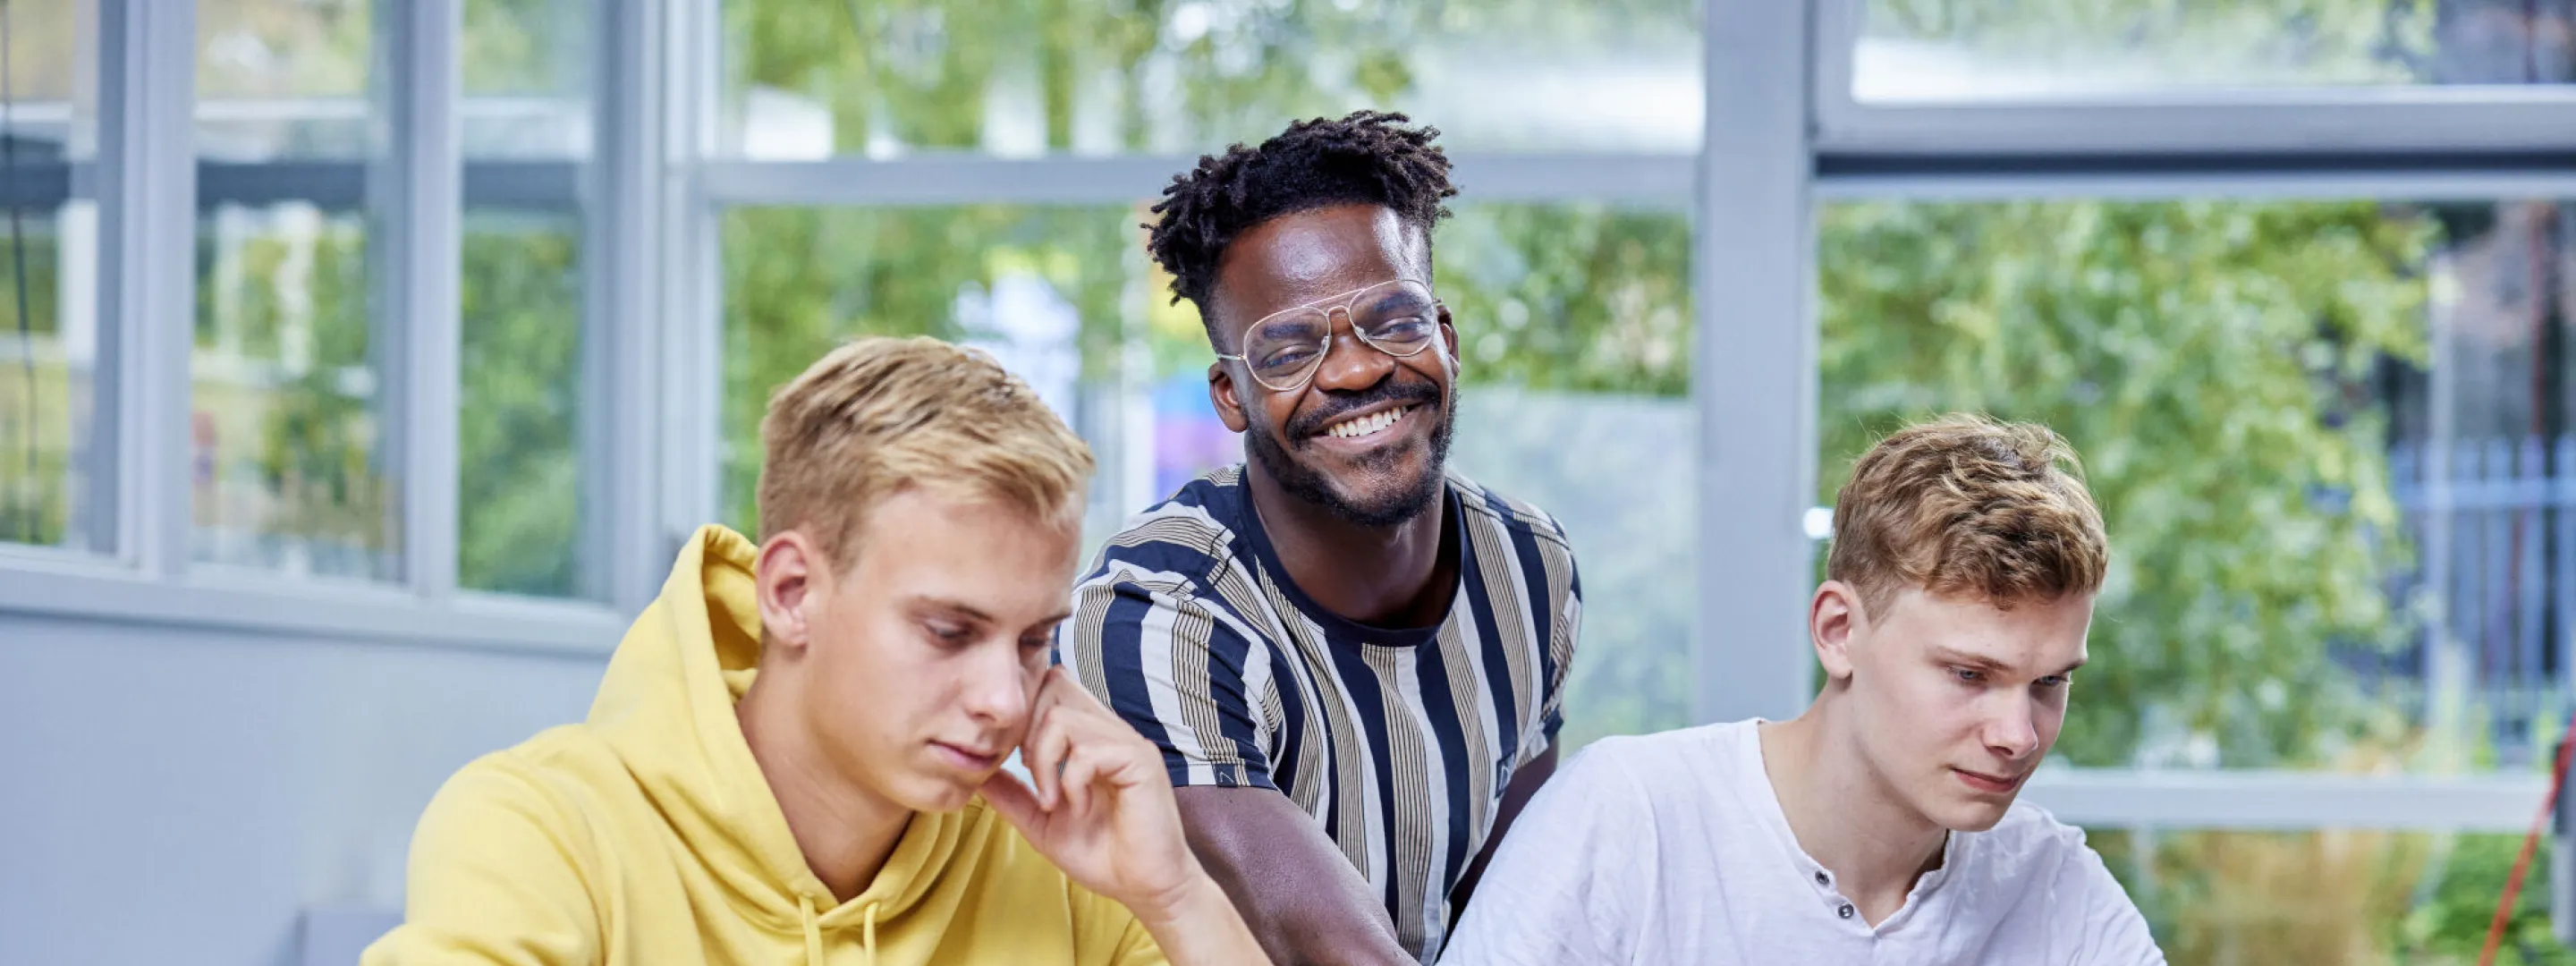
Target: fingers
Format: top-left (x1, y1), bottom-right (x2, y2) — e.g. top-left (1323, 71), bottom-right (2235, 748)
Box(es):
top-left (1017, 665), bottom-right (1165, 821)
top-left (1025, 707), bottom-right (1074, 810)
top-left (1057, 750), bottom-right (1093, 819)
top-left (1026, 667), bottom-right (1116, 809)
top-left (1032, 665), bottom-right (1114, 721)
top-left (979, 768), bottom-right (1044, 834)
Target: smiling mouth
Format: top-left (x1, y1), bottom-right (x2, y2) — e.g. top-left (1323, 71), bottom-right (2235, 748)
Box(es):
top-left (1318, 404), bottom-right (1417, 441)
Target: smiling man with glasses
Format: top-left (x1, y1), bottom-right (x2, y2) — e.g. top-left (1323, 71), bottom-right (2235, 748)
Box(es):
top-left (1055, 113), bottom-right (1580, 965)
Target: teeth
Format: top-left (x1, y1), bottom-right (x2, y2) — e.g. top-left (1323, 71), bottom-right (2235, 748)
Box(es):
top-left (1328, 406), bottom-right (1407, 439)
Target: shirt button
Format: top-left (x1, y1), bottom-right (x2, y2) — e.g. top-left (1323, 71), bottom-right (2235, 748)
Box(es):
top-left (1838, 904), bottom-right (1855, 919)
top-left (1814, 871), bottom-right (1830, 886)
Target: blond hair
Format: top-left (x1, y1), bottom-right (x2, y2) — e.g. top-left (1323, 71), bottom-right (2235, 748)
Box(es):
top-left (1826, 413), bottom-right (2107, 616)
top-left (756, 336), bottom-right (1094, 566)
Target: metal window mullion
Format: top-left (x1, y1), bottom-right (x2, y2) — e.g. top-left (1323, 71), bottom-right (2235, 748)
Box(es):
top-left (1809, 0), bottom-right (1860, 144)
top-left (595, 0), bottom-right (670, 613)
top-left (674, 0), bottom-right (726, 546)
top-left (1813, 166), bottom-right (2576, 203)
top-left (665, 189), bottom-right (723, 547)
top-left (1695, 0), bottom-right (1818, 724)
top-left (660, 0), bottom-right (724, 552)
top-left (577, 0), bottom-right (618, 604)
top-left (695, 153), bottom-right (1699, 208)
top-left (1821, 99), bottom-right (2576, 158)
top-left (388, 0), bottom-right (462, 599)
top-left (93, 0), bottom-right (195, 575)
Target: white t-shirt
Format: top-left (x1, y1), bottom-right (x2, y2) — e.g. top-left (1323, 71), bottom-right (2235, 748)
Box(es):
top-left (1441, 720), bottom-right (2164, 966)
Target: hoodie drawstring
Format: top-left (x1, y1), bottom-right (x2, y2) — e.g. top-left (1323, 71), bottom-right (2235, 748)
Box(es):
top-left (796, 895), bottom-right (883, 966)
top-left (800, 894), bottom-right (823, 964)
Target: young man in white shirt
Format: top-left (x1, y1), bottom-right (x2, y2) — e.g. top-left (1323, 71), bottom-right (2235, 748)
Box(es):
top-left (1442, 414), bottom-right (2165, 965)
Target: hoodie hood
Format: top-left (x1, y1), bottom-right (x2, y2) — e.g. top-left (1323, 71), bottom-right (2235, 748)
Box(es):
top-left (588, 523), bottom-right (963, 940)
top-left (365, 522), bottom-right (1165, 966)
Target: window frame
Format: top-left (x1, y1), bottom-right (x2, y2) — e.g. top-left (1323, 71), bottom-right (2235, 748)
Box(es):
top-left (681, 0), bottom-right (2566, 833)
top-left (1811, 0), bottom-right (2576, 157)
top-left (11, 0), bottom-right (2561, 835)
top-left (1788, 0), bottom-right (2576, 834)
top-left (0, 0), bottom-right (657, 652)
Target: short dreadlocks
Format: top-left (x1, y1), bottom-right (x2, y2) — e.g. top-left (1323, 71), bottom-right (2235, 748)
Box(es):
top-left (1144, 111), bottom-right (1458, 343)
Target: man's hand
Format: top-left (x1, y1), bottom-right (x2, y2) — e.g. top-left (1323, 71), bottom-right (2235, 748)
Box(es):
top-left (982, 666), bottom-right (1197, 909)
top-left (982, 667), bottom-right (1270, 965)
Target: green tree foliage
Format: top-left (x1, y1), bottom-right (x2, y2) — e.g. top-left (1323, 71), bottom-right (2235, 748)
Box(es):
top-left (1819, 199), bottom-right (2432, 770)
top-left (191, 217), bottom-right (399, 574)
top-left (718, 205), bottom-right (1137, 532)
top-left (724, 0), bottom-right (1697, 155)
top-left (0, 232), bottom-right (71, 547)
top-left (1864, 0), bottom-right (2440, 85)
top-left (458, 220), bottom-right (584, 596)
top-left (2400, 834), bottom-right (2576, 965)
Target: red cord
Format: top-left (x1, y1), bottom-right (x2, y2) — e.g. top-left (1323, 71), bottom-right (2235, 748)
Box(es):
top-left (2479, 722), bottom-right (2576, 966)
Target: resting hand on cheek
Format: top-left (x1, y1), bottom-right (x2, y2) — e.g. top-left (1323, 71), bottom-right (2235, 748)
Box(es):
top-left (981, 667), bottom-right (1273, 966)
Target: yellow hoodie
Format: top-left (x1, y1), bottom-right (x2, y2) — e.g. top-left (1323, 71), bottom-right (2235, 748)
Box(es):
top-left (364, 526), bottom-right (1167, 966)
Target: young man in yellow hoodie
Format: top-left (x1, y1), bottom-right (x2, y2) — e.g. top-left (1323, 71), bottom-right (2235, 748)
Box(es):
top-left (364, 337), bottom-right (1271, 966)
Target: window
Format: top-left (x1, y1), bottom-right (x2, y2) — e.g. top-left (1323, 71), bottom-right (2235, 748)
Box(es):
top-left (1853, 0), bottom-right (2575, 102)
top-left (1437, 202), bottom-right (1695, 750)
top-left (458, 0), bottom-right (597, 598)
top-left (1818, 197), bottom-right (2576, 954)
top-left (718, 205), bottom-right (1141, 542)
top-left (1818, 197), bottom-right (2576, 775)
top-left (716, 0), bottom-right (1703, 158)
top-left (717, 200), bottom-right (1695, 752)
top-left (191, 0), bottom-right (398, 580)
top-left (0, 1), bottom-right (101, 554)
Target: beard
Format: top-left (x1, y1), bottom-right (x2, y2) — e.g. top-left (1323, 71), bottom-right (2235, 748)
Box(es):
top-left (1245, 375), bottom-right (1455, 529)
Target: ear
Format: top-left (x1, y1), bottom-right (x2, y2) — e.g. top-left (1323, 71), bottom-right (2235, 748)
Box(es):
top-left (1208, 361), bottom-right (1250, 434)
top-left (1434, 306), bottom-right (1462, 377)
top-left (755, 530), bottom-right (826, 656)
top-left (1811, 580), bottom-right (1864, 682)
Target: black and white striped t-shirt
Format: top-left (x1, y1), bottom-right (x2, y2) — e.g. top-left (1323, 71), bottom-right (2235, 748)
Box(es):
top-left (1055, 465), bottom-right (1580, 962)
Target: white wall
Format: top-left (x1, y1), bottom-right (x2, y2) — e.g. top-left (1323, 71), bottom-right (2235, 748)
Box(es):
top-left (0, 614), bottom-right (608, 966)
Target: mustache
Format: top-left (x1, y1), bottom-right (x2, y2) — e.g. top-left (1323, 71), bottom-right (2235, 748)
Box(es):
top-left (1282, 377), bottom-right (1444, 440)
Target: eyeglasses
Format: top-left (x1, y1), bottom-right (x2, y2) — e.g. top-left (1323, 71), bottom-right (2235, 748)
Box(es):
top-left (1215, 278), bottom-right (1445, 393)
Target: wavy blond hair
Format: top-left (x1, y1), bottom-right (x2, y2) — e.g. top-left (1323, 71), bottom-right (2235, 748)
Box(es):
top-left (1827, 413), bottom-right (2107, 616)
top-left (756, 336), bottom-right (1093, 566)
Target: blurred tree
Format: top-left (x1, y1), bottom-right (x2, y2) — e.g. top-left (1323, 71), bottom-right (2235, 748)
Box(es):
top-left (0, 230), bottom-right (70, 547)
top-left (1863, 0), bottom-right (2441, 85)
top-left (1819, 199), bottom-right (2433, 770)
top-left (457, 219), bottom-right (583, 596)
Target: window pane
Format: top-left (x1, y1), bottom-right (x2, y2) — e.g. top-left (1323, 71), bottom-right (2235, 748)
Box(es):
top-left (1436, 202), bottom-right (1695, 751)
top-left (2087, 828), bottom-right (2572, 961)
top-left (1818, 198), bottom-right (2576, 774)
top-left (193, 0), bottom-right (397, 579)
top-left (719, 206), bottom-right (1142, 542)
top-left (0, 2), bottom-right (101, 553)
top-left (1857, 1), bottom-right (2575, 102)
top-left (718, 0), bottom-right (1700, 158)
top-left (459, 0), bottom-right (595, 598)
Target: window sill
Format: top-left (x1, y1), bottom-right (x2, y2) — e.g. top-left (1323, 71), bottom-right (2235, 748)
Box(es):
top-left (0, 553), bottom-right (625, 656)
top-left (2022, 767), bottom-right (2549, 832)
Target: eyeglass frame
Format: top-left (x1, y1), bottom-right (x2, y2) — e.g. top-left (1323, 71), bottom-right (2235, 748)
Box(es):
top-left (1212, 277), bottom-right (1451, 393)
